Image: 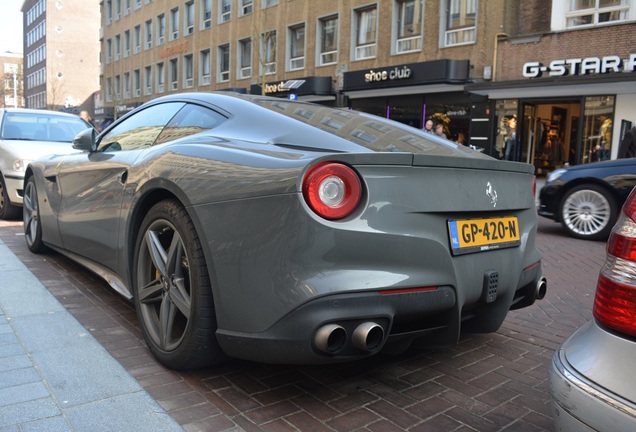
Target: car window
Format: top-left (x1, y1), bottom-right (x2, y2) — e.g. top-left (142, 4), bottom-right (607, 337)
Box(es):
top-left (97, 102), bottom-right (185, 152)
top-left (1, 113), bottom-right (88, 142)
top-left (154, 103), bottom-right (227, 145)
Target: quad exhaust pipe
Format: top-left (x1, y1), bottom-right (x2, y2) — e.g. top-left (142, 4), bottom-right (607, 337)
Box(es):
top-left (314, 324), bottom-right (347, 354)
top-left (314, 321), bottom-right (385, 355)
top-left (352, 322), bottom-right (385, 353)
top-left (535, 277), bottom-right (547, 300)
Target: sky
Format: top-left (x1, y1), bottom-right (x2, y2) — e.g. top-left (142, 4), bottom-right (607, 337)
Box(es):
top-left (0, 0), bottom-right (24, 53)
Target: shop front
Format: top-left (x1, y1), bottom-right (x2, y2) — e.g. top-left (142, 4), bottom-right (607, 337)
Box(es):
top-left (341, 60), bottom-right (473, 145)
top-left (250, 76), bottom-right (335, 104)
top-left (467, 53), bottom-right (636, 173)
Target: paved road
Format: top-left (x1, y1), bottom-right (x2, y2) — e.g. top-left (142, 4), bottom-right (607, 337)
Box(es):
top-left (0, 216), bottom-right (606, 431)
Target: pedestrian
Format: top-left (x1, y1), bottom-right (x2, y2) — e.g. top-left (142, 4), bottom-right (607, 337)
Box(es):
top-left (79, 110), bottom-right (97, 129)
top-left (617, 123), bottom-right (636, 159)
top-left (434, 123), bottom-right (447, 139)
top-left (423, 119), bottom-right (434, 134)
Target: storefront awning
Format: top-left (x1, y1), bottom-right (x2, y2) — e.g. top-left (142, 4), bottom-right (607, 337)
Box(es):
top-left (466, 73), bottom-right (636, 99)
top-left (344, 83), bottom-right (467, 99)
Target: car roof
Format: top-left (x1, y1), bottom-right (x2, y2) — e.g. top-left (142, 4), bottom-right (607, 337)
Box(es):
top-left (0, 108), bottom-right (83, 119)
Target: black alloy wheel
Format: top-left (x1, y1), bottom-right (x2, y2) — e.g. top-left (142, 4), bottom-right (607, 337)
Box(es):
top-left (0, 175), bottom-right (21, 220)
top-left (134, 199), bottom-right (223, 370)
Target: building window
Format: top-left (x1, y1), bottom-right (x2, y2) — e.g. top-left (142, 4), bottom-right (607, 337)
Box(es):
top-left (200, 49), bottom-right (211, 85)
top-left (219, 0), bottom-right (231, 23)
top-left (106, 38), bottom-right (112, 63)
top-left (170, 7), bottom-right (180, 40)
top-left (115, 34), bottom-right (121, 60)
top-left (218, 44), bottom-right (230, 82)
top-left (395, 0), bottom-right (422, 53)
top-left (288, 23), bottom-right (305, 70)
top-left (261, 31), bottom-right (276, 75)
top-left (156, 62), bottom-right (164, 93)
top-left (261, 0), bottom-right (278, 8)
top-left (169, 58), bottom-right (178, 90)
top-left (114, 75), bottom-right (121, 100)
top-left (240, 0), bottom-right (253, 16)
top-left (106, 78), bottom-right (112, 102)
top-left (145, 19), bottom-right (153, 49)
top-left (124, 30), bottom-right (131, 57)
top-left (134, 0), bottom-right (141, 10)
top-left (566, 0), bottom-right (631, 27)
top-left (114, 0), bottom-right (121, 20)
top-left (123, 72), bottom-right (130, 99)
top-left (184, 54), bottom-right (194, 87)
top-left (124, 0), bottom-right (131, 15)
top-left (238, 38), bottom-right (252, 79)
top-left (157, 14), bottom-right (165, 45)
top-left (106, 0), bottom-right (113, 24)
top-left (185, 1), bottom-right (195, 35)
top-left (201, 0), bottom-right (212, 29)
top-left (134, 25), bottom-right (141, 53)
top-left (144, 65), bottom-right (152, 95)
top-left (444, 0), bottom-right (477, 46)
top-left (354, 6), bottom-right (377, 60)
top-left (318, 15), bottom-right (338, 66)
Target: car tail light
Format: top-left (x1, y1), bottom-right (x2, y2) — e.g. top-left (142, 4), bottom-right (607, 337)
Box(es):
top-left (302, 162), bottom-right (362, 220)
top-left (593, 187), bottom-right (636, 336)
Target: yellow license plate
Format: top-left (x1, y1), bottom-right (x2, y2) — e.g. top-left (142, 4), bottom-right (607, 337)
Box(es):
top-left (448, 216), bottom-right (520, 255)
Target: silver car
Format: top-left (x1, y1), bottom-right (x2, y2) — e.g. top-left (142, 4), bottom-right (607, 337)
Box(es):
top-left (549, 186), bottom-right (636, 430)
top-left (0, 108), bottom-right (90, 219)
top-left (24, 92), bottom-right (546, 369)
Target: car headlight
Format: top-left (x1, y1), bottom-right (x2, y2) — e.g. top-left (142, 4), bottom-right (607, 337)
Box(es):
top-left (546, 168), bottom-right (567, 183)
top-left (13, 159), bottom-right (32, 172)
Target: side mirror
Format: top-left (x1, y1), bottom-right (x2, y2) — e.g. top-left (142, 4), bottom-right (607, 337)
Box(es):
top-left (72, 127), bottom-right (98, 151)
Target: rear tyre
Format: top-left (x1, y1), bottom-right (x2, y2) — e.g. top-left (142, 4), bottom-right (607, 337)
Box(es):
top-left (133, 199), bottom-right (224, 370)
top-left (23, 177), bottom-right (48, 253)
top-left (0, 175), bottom-right (21, 220)
top-left (559, 184), bottom-right (617, 240)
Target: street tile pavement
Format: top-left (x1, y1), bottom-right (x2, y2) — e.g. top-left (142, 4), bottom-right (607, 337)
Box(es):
top-left (0, 215), bottom-right (607, 431)
top-left (0, 231), bottom-right (183, 431)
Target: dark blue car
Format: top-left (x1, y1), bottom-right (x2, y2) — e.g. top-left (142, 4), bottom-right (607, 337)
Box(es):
top-left (538, 158), bottom-right (636, 240)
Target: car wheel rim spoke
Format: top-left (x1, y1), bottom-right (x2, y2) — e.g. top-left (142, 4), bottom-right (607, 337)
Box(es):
top-left (139, 219), bottom-right (191, 352)
top-left (23, 183), bottom-right (38, 245)
top-left (563, 190), bottom-right (610, 235)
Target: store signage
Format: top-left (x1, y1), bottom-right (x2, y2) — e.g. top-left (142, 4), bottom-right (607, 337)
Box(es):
top-left (364, 65), bottom-right (412, 83)
top-left (160, 42), bottom-right (190, 58)
top-left (264, 82), bottom-right (290, 94)
top-left (523, 53), bottom-right (636, 78)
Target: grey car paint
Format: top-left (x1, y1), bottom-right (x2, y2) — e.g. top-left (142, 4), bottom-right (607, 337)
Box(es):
top-left (25, 92), bottom-right (545, 366)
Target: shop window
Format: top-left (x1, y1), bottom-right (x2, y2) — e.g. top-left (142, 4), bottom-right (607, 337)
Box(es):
top-left (582, 96), bottom-right (615, 162)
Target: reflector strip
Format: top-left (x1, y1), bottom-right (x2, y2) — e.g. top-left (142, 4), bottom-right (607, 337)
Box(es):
top-left (379, 286), bottom-right (438, 295)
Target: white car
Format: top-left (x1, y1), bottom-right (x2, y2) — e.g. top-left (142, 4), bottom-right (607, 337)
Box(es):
top-left (549, 186), bottom-right (636, 430)
top-left (0, 108), bottom-right (91, 219)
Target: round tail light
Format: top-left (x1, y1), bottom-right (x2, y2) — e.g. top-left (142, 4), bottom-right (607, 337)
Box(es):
top-left (302, 162), bottom-right (362, 220)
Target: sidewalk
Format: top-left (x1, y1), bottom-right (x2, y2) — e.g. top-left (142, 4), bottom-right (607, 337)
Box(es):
top-left (0, 239), bottom-right (183, 431)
